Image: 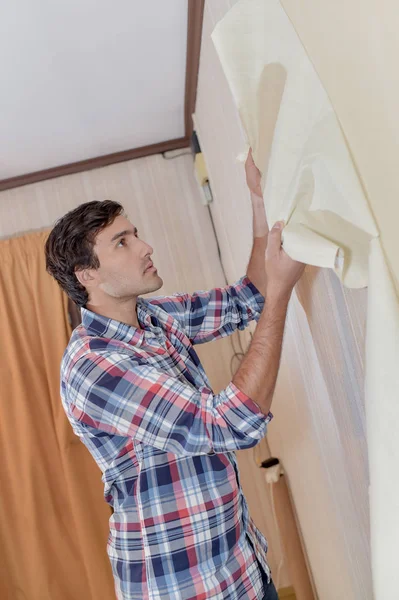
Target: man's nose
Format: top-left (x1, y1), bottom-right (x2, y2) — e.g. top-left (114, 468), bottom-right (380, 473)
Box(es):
top-left (142, 241), bottom-right (153, 256)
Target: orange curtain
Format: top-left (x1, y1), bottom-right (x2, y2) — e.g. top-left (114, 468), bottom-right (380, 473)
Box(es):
top-left (0, 230), bottom-right (116, 600)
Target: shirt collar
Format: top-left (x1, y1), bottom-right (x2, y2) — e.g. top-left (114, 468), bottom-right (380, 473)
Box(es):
top-left (80, 298), bottom-right (154, 347)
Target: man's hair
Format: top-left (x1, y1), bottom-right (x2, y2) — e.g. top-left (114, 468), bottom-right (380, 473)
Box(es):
top-left (45, 200), bottom-right (124, 307)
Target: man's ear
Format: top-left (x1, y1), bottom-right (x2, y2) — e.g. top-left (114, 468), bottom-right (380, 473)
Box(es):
top-left (75, 268), bottom-right (95, 287)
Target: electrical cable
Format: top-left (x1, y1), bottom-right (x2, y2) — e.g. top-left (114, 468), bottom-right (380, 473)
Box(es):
top-left (205, 204), bottom-right (247, 372)
top-left (269, 481), bottom-right (284, 591)
top-left (161, 149), bottom-right (247, 367)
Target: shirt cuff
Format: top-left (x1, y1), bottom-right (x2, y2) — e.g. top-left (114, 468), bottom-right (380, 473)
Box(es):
top-left (236, 275), bottom-right (265, 318)
top-left (224, 382), bottom-right (273, 422)
top-left (205, 382), bottom-right (273, 450)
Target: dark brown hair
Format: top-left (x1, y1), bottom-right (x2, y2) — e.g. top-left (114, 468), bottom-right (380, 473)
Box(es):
top-left (45, 200), bottom-right (124, 307)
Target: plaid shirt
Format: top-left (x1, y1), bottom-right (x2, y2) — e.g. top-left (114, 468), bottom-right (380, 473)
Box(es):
top-left (61, 276), bottom-right (273, 600)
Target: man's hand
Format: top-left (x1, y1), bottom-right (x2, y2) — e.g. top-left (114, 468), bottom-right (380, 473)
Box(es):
top-left (265, 221), bottom-right (305, 301)
top-left (245, 148), bottom-right (263, 198)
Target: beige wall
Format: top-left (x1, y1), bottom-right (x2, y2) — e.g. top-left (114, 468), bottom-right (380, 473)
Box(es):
top-left (0, 150), bottom-right (288, 587)
top-left (195, 1), bottom-right (372, 599)
top-left (0, 152), bottom-right (237, 395)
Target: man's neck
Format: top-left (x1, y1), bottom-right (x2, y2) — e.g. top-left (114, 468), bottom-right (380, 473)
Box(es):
top-left (85, 296), bottom-right (141, 329)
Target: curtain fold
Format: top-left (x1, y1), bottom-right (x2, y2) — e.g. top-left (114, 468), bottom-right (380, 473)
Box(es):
top-left (0, 230), bottom-right (115, 600)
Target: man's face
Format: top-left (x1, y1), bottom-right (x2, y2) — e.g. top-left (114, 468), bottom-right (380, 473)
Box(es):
top-left (83, 214), bottom-right (163, 301)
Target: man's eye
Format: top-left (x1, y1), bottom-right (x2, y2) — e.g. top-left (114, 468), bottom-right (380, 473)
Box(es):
top-left (117, 238), bottom-right (126, 247)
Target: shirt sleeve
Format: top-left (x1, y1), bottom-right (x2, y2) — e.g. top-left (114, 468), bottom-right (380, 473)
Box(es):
top-left (149, 275), bottom-right (265, 345)
top-left (67, 351), bottom-right (272, 456)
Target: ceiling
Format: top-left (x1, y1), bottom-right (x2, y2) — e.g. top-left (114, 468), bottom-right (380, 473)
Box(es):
top-left (0, 0), bottom-right (190, 182)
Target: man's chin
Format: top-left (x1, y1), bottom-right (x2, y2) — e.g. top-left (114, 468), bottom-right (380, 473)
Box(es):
top-left (146, 273), bottom-right (163, 294)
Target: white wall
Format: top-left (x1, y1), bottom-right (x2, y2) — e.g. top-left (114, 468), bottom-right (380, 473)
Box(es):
top-left (195, 2), bottom-right (372, 598)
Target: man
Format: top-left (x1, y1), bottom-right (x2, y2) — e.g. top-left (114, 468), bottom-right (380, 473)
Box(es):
top-left (45, 151), bottom-right (305, 600)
